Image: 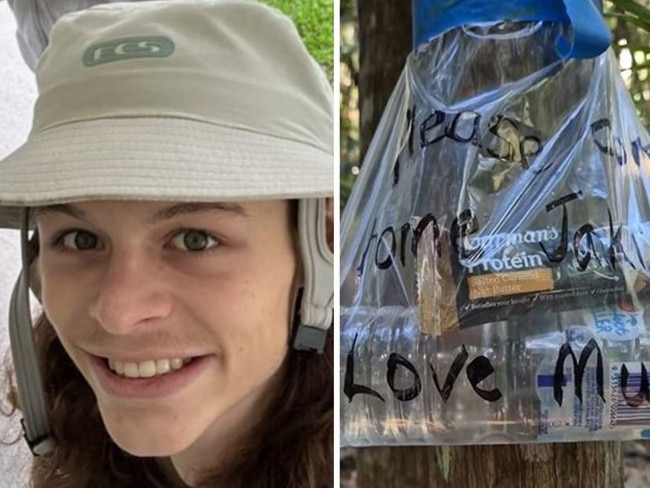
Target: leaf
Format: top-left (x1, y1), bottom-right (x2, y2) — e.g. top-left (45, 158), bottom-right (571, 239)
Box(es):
top-left (610, 0), bottom-right (650, 21)
top-left (623, 14), bottom-right (650, 33)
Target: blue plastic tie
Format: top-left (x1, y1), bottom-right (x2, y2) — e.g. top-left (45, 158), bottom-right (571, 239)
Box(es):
top-left (412, 0), bottom-right (612, 59)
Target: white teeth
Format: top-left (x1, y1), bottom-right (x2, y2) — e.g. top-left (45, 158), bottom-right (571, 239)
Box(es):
top-left (107, 357), bottom-right (192, 378)
top-left (155, 359), bottom-right (171, 375)
top-left (114, 361), bottom-right (124, 375)
top-left (123, 362), bottom-right (139, 378)
top-left (138, 361), bottom-right (157, 378)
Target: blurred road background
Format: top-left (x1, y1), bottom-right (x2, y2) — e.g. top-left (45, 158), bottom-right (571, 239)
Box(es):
top-left (0, 2), bottom-right (38, 486)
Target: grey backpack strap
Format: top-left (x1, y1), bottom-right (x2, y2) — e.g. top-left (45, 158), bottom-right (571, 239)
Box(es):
top-left (293, 198), bottom-right (333, 353)
top-left (9, 208), bottom-right (54, 455)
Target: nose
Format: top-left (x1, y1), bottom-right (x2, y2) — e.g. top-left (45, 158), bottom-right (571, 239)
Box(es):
top-left (88, 248), bottom-right (173, 335)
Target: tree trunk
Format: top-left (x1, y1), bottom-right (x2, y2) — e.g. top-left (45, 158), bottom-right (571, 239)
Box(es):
top-left (356, 443), bottom-right (623, 487)
top-left (357, 0), bottom-right (411, 160)
top-left (354, 2), bottom-right (625, 487)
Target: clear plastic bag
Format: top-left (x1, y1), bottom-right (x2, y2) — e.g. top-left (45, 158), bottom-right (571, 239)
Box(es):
top-left (341, 20), bottom-right (650, 446)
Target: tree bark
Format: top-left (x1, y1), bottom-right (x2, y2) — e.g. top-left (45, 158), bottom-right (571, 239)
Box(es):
top-left (356, 443), bottom-right (623, 487)
top-left (357, 0), bottom-right (411, 160)
top-left (354, 2), bottom-right (626, 487)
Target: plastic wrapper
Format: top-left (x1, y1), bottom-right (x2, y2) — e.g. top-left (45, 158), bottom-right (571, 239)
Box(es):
top-left (341, 19), bottom-right (650, 446)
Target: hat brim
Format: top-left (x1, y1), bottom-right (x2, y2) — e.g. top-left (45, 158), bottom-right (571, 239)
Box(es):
top-left (0, 117), bottom-right (333, 229)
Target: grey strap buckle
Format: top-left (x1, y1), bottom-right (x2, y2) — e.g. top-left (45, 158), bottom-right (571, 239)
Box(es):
top-left (293, 198), bottom-right (333, 352)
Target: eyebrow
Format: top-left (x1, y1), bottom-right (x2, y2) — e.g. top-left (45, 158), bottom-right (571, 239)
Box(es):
top-left (151, 202), bottom-right (248, 221)
top-left (32, 204), bottom-right (85, 221)
top-left (32, 202), bottom-right (248, 223)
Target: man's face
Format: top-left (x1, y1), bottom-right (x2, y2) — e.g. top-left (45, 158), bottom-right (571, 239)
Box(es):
top-left (36, 199), bottom-right (297, 457)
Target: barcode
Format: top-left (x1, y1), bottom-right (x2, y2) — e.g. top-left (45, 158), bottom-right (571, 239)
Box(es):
top-left (611, 371), bottom-right (650, 427)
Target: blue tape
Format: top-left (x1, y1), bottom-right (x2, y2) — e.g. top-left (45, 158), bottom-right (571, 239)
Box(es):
top-left (412, 0), bottom-right (612, 59)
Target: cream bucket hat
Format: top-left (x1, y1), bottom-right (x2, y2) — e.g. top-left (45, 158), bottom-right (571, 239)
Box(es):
top-left (0, 0), bottom-right (332, 227)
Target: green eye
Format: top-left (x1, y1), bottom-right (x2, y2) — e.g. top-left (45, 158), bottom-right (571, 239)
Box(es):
top-left (172, 230), bottom-right (219, 252)
top-left (62, 231), bottom-right (98, 250)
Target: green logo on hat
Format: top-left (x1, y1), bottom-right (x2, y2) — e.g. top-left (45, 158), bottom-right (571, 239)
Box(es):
top-left (82, 36), bottom-right (175, 67)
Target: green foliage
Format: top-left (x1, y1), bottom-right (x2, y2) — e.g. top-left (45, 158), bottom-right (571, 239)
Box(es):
top-left (610, 0), bottom-right (650, 26)
top-left (260, 0), bottom-right (333, 80)
top-left (607, 0), bottom-right (650, 125)
top-left (340, 0), bottom-right (359, 208)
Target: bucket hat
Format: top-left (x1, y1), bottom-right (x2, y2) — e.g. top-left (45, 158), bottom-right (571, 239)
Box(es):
top-left (0, 0), bottom-right (332, 228)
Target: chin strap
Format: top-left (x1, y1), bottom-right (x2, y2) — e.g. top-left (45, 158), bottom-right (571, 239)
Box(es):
top-left (9, 208), bottom-right (54, 456)
top-left (293, 198), bottom-right (333, 353)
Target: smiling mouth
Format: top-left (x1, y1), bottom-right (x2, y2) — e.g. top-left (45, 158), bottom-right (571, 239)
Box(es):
top-left (105, 357), bottom-right (195, 379)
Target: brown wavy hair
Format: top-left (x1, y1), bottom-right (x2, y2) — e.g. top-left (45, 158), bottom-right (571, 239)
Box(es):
top-left (3, 312), bottom-right (332, 488)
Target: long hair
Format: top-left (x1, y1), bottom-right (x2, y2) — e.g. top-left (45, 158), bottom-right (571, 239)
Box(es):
top-left (3, 312), bottom-right (332, 488)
